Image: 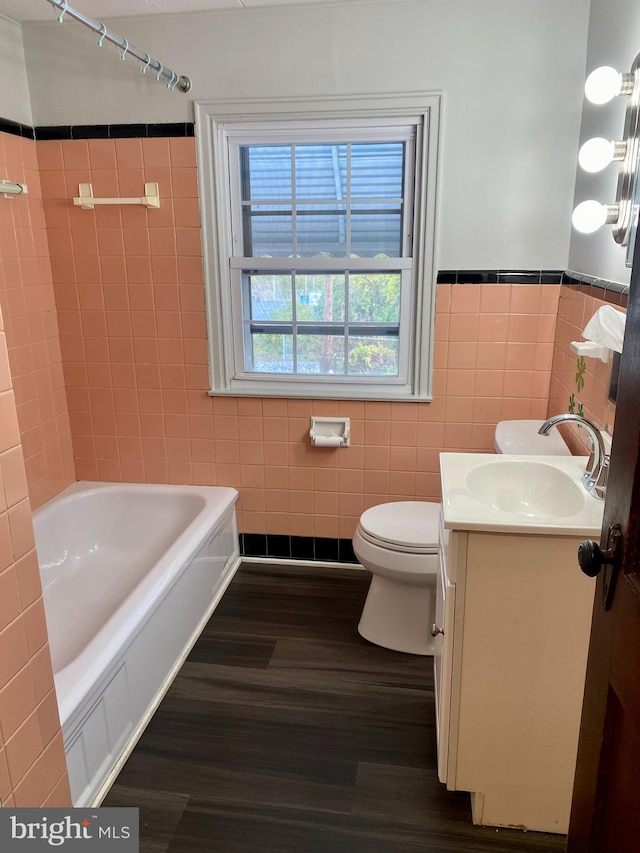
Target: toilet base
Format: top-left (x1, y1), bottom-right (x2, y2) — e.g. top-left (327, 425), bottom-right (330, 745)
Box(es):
top-left (358, 574), bottom-right (435, 655)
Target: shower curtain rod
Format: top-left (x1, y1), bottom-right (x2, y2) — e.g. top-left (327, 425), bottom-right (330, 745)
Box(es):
top-left (46, 0), bottom-right (192, 93)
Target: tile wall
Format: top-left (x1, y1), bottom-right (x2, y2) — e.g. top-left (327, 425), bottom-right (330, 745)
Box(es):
top-left (0, 129), bottom-right (72, 807)
top-left (0, 131), bottom-right (74, 509)
top-left (35, 134), bottom-right (563, 539)
top-left (0, 304), bottom-right (70, 807)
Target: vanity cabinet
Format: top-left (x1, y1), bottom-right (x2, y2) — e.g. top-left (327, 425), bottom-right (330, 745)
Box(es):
top-left (435, 511), bottom-right (595, 834)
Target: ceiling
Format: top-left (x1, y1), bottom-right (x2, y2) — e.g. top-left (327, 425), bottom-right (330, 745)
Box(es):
top-left (0, 0), bottom-right (366, 23)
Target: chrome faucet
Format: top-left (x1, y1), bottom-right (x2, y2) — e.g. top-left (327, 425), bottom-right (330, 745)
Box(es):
top-left (537, 414), bottom-right (609, 500)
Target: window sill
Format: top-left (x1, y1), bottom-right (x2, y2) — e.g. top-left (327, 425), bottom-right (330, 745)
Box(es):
top-left (208, 384), bottom-right (433, 402)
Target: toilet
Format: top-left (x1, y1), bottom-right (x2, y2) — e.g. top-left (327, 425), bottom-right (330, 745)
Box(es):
top-left (353, 419), bottom-right (570, 655)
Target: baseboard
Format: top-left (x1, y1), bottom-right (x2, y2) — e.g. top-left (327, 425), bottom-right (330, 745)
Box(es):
top-left (240, 533), bottom-right (359, 564)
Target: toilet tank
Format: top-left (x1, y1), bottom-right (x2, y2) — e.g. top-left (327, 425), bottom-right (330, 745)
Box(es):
top-left (494, 420), bottom-right (571, 455)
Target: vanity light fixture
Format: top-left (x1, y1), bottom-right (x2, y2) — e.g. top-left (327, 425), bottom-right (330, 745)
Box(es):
top-left (578, 137), bottom-right (627, 173)
top-left (584, 66), bottom-right (635, 104)
top-left (572, 200), bottom-right (620, 234)
top-left (572, 52), bottom-right (640, 265)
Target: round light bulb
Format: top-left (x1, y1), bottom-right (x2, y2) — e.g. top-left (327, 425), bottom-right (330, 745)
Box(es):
top-left (572, 200), bottom-right (609, 233)
top-left (578, 137), bottom-right (616, 172)
top-left (584, 66), bottom-right (622, 104)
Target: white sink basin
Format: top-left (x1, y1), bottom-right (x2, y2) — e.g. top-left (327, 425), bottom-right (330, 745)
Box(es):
top-left (465, 460), bottom-right (585, 518)
top-left (439, 453), bottom-right (604, 536)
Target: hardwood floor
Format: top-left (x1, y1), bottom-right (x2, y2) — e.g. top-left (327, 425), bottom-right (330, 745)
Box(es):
top-left (104, 564), bottom-right (567, 852)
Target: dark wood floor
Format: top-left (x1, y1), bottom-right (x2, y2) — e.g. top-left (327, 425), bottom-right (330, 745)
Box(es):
top-left (104, 564), bottom-right (567, 852)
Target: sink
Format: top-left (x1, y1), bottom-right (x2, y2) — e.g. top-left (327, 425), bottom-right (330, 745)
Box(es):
top-left (464, 460), bottom-right (586, 518)
top-left (440, 453), bottom-right (603, 535)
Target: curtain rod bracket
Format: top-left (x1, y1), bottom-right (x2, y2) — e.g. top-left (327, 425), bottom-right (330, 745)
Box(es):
top-left (1, 181), bottom-right (28, 198)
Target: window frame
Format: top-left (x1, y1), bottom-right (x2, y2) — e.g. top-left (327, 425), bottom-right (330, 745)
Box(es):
top-left (195, 93), bottom-right (442, 400)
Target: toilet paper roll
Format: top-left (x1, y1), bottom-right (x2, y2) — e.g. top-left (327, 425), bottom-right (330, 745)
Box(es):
top-left (312, 435), bottom-right (343, 447)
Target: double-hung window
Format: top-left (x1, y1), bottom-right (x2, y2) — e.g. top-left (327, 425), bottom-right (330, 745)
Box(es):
top-left (196, 94), bottom-right (440, 400)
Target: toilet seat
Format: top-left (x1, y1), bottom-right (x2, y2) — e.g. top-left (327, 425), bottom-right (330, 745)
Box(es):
top-left (358, 501), bottom-right (440, 554)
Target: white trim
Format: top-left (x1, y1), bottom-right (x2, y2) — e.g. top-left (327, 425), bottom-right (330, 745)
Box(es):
top-left (228, 257), bottom-right (412, 271)
top-left (195, 92), bottom-right (441, 401)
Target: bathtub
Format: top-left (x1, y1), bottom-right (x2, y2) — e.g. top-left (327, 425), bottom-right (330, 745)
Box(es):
top-left (33, 481), bottom-right (239, 807)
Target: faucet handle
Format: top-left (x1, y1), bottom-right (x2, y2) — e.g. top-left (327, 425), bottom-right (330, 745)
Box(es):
top-left (583, 434), bottom-right (596, 484)
top-left (591, 454), bottom-right (610, 500)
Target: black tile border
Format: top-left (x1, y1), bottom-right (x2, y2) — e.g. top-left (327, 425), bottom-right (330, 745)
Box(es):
top-left (0, 118), bottom-right (35, 140)
top-left (0, 117), bottom-right (196, 141)
top-left (34, 122), bottom-right (195, 141)
top-left (562, 270), bottom-right (629, 308)
top-left (34, 126), bottom-right (72, 141)
top-left (240, 533), bottom-right (360, 565)
top-left (437, 269), bottom-right (564, 285)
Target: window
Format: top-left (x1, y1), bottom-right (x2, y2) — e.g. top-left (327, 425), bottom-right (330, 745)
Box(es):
top-left (196, 94), bottom-right (441, 400)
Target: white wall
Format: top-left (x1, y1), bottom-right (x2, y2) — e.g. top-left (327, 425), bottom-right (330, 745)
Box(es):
top-left (0, 13), bottom-right (32, 127)
top-left (21, 0), bottom-right (590, 270)
top-left (569, 0), bottom-right (640, 284)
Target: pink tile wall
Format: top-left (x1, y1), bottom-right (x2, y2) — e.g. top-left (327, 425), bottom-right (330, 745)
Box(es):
top-left (0, 131), bottom-right (71, 807)
top-left (0, 132), bottom-right (74, 509)
top-left (548, 285), bottom-right (621, 453)
top-left (38, 135), bottom-right (561, 539)
top-left (0, 302), bottom-right (70, 807)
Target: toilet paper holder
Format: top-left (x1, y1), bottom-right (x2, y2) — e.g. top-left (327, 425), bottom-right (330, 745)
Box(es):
top-left (310, 416), bottom-right (350, 448)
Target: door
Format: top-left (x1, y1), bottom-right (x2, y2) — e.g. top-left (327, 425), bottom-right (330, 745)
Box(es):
top-left (567, 230), bottom-right (640, 851)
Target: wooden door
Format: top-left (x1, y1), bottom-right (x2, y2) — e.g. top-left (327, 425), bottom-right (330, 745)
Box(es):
top-left (567, 233), bottom-right (640, 851)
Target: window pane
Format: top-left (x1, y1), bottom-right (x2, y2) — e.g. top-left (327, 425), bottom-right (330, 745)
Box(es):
top-left (351, 143), bottom-right (404, 199)
top-left (350, 206), bottom-right (402, 257)
top-left (243, 207), bottom-right (293, 257)
top-left (295, 274), bottom-right (345, 322)
top-left (241, 146), bottom-right (292, 200)
top-left (247, 273), bottom-right (292, 321)
top-left (248, 332), bottom-right (293, 373)
top-left (296, 205), bottom-right (346, 257)
top-left (295, 144), bottom-right (346, 200)
top-left (348, 335), bottom-right (399, 376)
top-left (348, 273), bottom-right (401, 323)
top-left (297, 334), bottom-right (345, 375)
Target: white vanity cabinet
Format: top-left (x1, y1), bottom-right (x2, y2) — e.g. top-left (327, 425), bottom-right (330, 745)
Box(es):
top-left (435, 510), bottom-right (596, 834)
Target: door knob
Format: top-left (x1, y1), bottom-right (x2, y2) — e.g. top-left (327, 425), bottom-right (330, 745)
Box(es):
top-left (578, 540), bottom-right (614, 577)
top-left (578, 524), bottom-right (622, 610)
top-left (431, 623), bottom-right (444, 637)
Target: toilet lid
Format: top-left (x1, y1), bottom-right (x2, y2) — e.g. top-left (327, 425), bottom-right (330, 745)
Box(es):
top-left (359, 501), bottom-right (440, 552)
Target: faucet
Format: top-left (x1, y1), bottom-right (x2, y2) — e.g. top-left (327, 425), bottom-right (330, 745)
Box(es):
top-left (537, 414), bottom-right (609, 500)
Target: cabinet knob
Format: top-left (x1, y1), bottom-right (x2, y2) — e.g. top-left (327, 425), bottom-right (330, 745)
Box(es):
top-left (431, 623), bottom-right (444, 637)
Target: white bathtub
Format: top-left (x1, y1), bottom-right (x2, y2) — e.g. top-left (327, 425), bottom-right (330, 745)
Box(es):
top-left (33, 481), bottom-right (240, 807)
